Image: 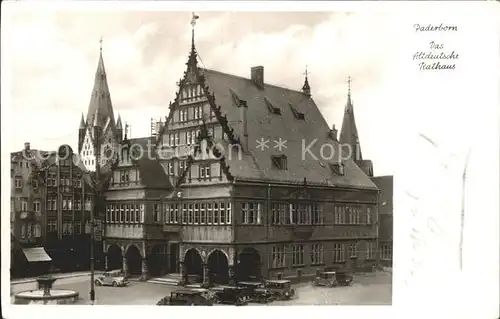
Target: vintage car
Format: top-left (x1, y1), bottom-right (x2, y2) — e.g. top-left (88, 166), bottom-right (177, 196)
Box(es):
top-left (334, 270), bottom-right (353, 286)
top-left (210, 286), bottom-right (248, 306)
top-left (94, 269), bottom-right (128, 287)
top-left (237, 281), bottom-right (275, 303)
top-left (156, 289), bottom-right (214, 306)
top-left (263, 280), bottom-right (295, 300)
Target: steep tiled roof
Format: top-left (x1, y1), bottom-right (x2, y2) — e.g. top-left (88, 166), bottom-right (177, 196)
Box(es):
top-left (128, 137), bottom-right (172, 189)
top-left (202, 69), bottom-right (378, 190)
top-left (372, 175), bottom-right (393, 214)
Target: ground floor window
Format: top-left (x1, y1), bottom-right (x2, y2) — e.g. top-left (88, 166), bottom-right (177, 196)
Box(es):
top-left (291, 244), bottom-right (304, 266)
top-left (366, 242), bottom-right (376, 260)
top-left (311, 243), bottom-right (324, 264)
top-left (349, 243), bottom-right (357, 257)
top-left (333, 243), bottom-right (345, 262)
top-left (271, 245), bottom-right (286, 268)
top-left (381, 244), bottom-right (392, 260)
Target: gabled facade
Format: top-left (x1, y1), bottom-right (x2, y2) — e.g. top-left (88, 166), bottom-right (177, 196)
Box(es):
top-left (144, 29), bottom-right (381, 284)
top-left (78, 46), bottom-right (123, 172)
top-left (102, 136), bottom-right (172, 279)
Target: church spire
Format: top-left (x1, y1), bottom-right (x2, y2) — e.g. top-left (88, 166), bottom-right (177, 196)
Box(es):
top-left (339, 76), bottom-right (363, 161)
top-left (86, 37), bottom-right (116, 130)
top-left (302, 66), bottom-right (311, 97)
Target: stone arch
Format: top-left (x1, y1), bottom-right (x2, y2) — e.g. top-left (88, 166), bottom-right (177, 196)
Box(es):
top-left (183, 247), bottom-right (205, 263)
top-left (106, 244), bottom-right (123, 271)
top-left (125, 244), bottom-right (144, 258)
top-left (184, 248), bottom-right (203, 279)
top-left (237, 247), bottom-right (262, 281)
top-left (207, 248), bottom-right (229, 262)
top-left (125, 244), bottom-right (143, 276)
top-left (207, 249), bottom-right (229, 285)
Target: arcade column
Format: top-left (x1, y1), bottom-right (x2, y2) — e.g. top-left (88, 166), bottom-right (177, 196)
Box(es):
top-left (140, 258), bottom-right (149, 281)
top-left (228, 265), bottom-right (235, 286)
top-left (179, 261), bottom-right (186, 286)
top-left (104, 254), bottom-right (108, 271)
top-left (122, 254), bottom-right (128, 277)
top-left (202, 263), bottom-right (209, 288)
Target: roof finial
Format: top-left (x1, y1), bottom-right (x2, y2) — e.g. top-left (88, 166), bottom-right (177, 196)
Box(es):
top-left (347, 76), bottom-right (352, 96)
top-left (99, 36), bottom-right (103, 52)
top-left (191, 12), bottom-right (199, 50)
top-left (302, 65), bottom-right (311, 97)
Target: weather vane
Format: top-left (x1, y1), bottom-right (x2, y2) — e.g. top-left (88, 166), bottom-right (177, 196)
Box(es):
top-left (347, 76), bottom-right (352, 95)
top-left (304, 65), bottom-right (309, 78)
top-left (191, 12), bottom-right (200, 28)
top-left (99, 37), bottom-right (103, 51)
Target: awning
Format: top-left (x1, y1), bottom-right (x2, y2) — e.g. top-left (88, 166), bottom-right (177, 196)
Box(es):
top-left (22, 247), bottom-right (52, 262)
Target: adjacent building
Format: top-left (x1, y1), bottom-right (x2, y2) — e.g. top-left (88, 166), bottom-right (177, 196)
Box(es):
top-left (10, 143), bottom-right (50, 277)
top-left (373, 175), bottom-right (393, 267)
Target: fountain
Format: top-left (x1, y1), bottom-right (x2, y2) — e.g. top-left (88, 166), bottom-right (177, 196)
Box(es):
top-left (14, 275), bottom-right (79, 305)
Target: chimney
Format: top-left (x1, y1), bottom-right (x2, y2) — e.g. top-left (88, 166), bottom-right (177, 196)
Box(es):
top-left (24, 142), bottom-right (30, 150)
top-left (251, 66), bottom-right (264, 89)
top-left (240, 101), bottom-right (249, 151)
top-left (330, 124), bottom-right (338, 141)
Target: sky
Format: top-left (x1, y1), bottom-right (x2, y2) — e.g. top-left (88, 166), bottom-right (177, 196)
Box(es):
top-left (3, 9), bottom-right (402, 177)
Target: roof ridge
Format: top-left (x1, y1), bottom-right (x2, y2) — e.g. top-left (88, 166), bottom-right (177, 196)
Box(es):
top-left (203, 68), bottom-right (309, 96)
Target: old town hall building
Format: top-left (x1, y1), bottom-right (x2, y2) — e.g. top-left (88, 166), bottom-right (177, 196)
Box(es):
top-left (97, 23), bottom-right (384, 285)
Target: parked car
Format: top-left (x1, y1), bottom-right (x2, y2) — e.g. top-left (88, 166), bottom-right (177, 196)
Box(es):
top-left (313, 270), bottom-right (353, 287)
top-left (156, 289), bottom-right (214, 306)
top-left (334, 270), bottom-right (354, 286)
top-left (210, 286), bottom-right (248, 305)
top-left (94, 269), bottom-right (128, 287)
top-left (263, 280), bottom-right (295, 300)
top-left (237, 281), bottom-right (275, 303)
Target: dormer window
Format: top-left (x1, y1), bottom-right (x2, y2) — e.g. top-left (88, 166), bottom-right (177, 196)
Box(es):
top-left (264, 97), bottom-right (281, 115)
top-left (289, 103), bottom-right (305, 120)
top-left (272, 155), bottom-right (287, 170)
top-left (330, 162), bottom-right (345, 176)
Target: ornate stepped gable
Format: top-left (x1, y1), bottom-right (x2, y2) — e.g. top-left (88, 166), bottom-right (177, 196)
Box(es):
top-left (158, 28), bottom-right (377, 190)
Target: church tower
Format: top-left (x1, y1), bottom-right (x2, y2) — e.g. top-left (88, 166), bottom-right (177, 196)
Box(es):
top-left (339, 77), bottom-right (373, 176)
top-left (78, 40), bottom-right (122, 171)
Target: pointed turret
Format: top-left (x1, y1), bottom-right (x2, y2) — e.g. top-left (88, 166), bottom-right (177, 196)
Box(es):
top-left (86, 40), bottom-right (116, 130)
top-left (116, 114), bottom-right (122, 129)
top-left (116, 114), bottom-right (123, 141)
top-left (339, 76), bottom-right (363, 161)
top-left (302, 66), bottom-right (311, 97)
top-left (79, 113), bottom-right (86, 129)
top-left (78, 113), bottom-right (86, 153)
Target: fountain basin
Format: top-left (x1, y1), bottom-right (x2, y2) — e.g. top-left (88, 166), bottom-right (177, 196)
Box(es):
top-left (13, 276), bottom-right (79, 305)
top-left (14, 289), bottom-right (79, 305)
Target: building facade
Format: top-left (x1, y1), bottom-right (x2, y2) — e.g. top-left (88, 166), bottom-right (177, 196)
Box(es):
top-left (10, 143), bottom-right (49, 277)
top-left (40, 145), bottom-right (103, 272)
top-left (372, 176), bottom-right (393, 267)
top-left (100, 29), bottom-right (382, 284)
